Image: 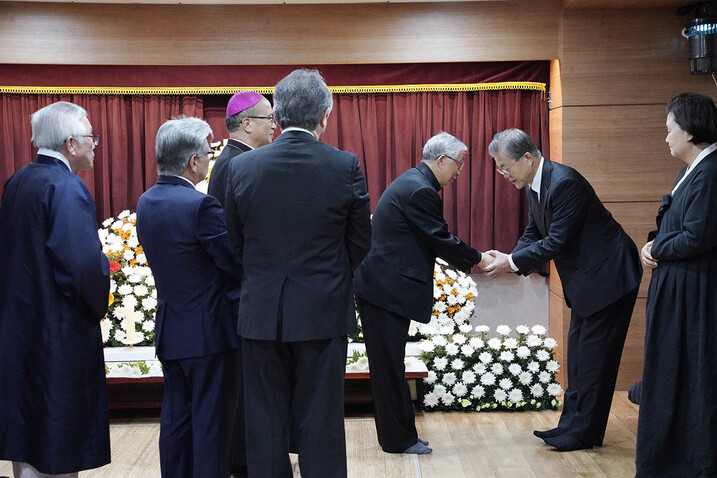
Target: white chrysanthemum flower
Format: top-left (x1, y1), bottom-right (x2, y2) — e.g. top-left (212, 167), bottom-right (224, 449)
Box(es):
top-left (437, 313), bottom-right (450, 323)
top-left (516, 325), bottom-right (530, 334)
top-left (121, 222), bottom-right (133, 232)
top-left (128, 212), bottom-right (137, 222)
top-left (141, 320), bottom-right (154, 333)
top-left (519, 371), bottom-right (533, 385)
top-left (488, 338), bottom-right (502, 350)
top-left (100, 318), bottom-right (112, 343)
top-left (127, 236), bottom-right (139, 249)
top-left (346, 362), bottom-right (361, 373)
top-left (508, 364), bottom-right (522, 376)
top-left (451, 358), bottom-right (465, 370)
top-left (460, 344), bottom-right (475, 356)
top-left (440, 323), bottom-right (455, 335)
top-left (446, 294), bottom-right (459, 306)
top-left (535, 350), bottom-right (550, 362)
top-left (516, 346), bottom-right (531, 359)
top-left (122, 295), bottom-right (138, 308)
top-left (461, 370), bottom-right (477, 384)
top-left (530, 384), bottom-right (544, 397)
top-left (118, 210), bottom-right (131, 219)
top-left (151, 289), bottom-right (157, 299)
top-left (526, 335), bottom-right (543, 347)
top-left (434, 270), bottom-right (446, 281)
top-left (531, 325), bottom-right (547, 336)
top-left (408, 322), bottom-right (418, 337)
top-left (494, 389), bottom-right (508, 402)
top-left (471, 385), bottom-right (486, 398)
top-left (480, 372), bottom-right (496, 386)
top-left (117, 284), bottom-right (133, 296)
top-left (491, 363), bottom-right (504, 375)
top-left (135, 253), bottom-right (147, 265)
top-left (433, 384), bottom-right (447, 396)
top-left (499, 351), bottom-right (515, 362)
top-left (441, 393), bottom-right (455, 406)
top-left (475, 325), bottom-right (490, 333)
top-left (445, 268), bottom-right (457, 279)
top-left (433, 286), bottom-right (443, 299)
top-left (424, 392), bottom-right (439, 408)
top-left (357, 356), bottom-right (369, 370)
top-left (443, 372), bottom-right (457, 386)
top-left (445, 344), bottom-right (459, 356)
top-left (422, 324), bottom-right (438, 336)
top-left (133, 285), bottom-right (149, 297)
top-left (508, 389), bottom-right (524, 403)
top-left (527, 361), bottom-right (540, 373)
top-left (434, 301), bottom-right (447, 312)
top-left (543, 337), bottom-right (558, 349)
top-left (503, 338), bottom-right (518, 349)
top-left (432, 336), bottom-right (448, 347)
top-left (102, 217), bottom-right (114, 227)
top-left (452, 334), bottom-right (467, 345)
top-left (111, 220), bottom-right (123, 230)
top-left (546, 360), bottom-right (560, 372)
top-left (547, 383), bottom-right (563, 396)
top-left (453, 382), bottom-right (468, 397)
top-left (538, 371), bottom-right (551, 383)
top-left (478, 351), bottom-right (493, 364)
top-left (499, 378), bottom-right (513, 390)
top-left (123, 249), bottom-right (135, 261)
top-left (419, 340), bottom-right (436, 353)
top-left (469, 337), bottom-right (484, 349)
top-left (128, 274), bottom-right (142, 284)
top-left (433, 357), bottom-right (448, 371)
top-left (424, 370), bottom-right (438, 384)
top-left (460, 398), bottom-right (471, 408)
top-left (458, 323), bottom-right (473, 334)
top-left (110, 280), bottom-right (117, 294)
top-left (496, 324), bottom-right (511, 335)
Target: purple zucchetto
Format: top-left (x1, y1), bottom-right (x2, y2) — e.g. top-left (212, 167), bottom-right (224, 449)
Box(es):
top-left (226, 91), bottom-right (263, 118)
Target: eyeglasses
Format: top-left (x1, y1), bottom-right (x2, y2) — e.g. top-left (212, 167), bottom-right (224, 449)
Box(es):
top-left (496, 157), bottom-right (521, 176)
top-left (203, 150), bottom-right (215, 160)
top-left (445, 154), bottom-right (465, 169)
top-left (247, 115), bottom-right (275, 123)
top-left (79, 134), bottom-right (100, 146)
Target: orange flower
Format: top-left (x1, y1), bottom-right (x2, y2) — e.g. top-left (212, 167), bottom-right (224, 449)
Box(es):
top-left (108, 292), bottom-right (114, 306)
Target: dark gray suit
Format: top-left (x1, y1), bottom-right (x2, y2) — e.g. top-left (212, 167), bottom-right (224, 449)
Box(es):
top-left (226, 129), bottom-right (371, 477)
top-left (208, 139), bottom-right (252, 208)
top-left (512, 157), bottom-right (642, 446)
top-left (353, 161), bottom-right (482, 452)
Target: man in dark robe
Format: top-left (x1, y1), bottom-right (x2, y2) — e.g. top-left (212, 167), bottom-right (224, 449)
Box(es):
top-left (0, 101), bottom-right (111, 477)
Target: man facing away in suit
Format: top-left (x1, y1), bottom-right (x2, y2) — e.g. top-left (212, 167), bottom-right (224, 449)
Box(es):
top-left (0, 101), bottom-right (110, 478)
top-left (136, 117), bottom-right (243, 477)
top-left (484, 128), bottom-right (642, 451)
top-left (225, 69), bottom-right (371, 478)
top-left (353, 132), bottom-right (492, 455)
top-left (208, 90), bottom-right (275, 208)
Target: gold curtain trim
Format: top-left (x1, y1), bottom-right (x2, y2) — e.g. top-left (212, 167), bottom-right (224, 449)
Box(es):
top-left (0, 82), bottom-right (545, 95)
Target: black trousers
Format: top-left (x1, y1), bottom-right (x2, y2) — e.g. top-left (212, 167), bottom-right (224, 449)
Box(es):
top-left (356, 297), bottom-right (418, 453)
top-left (159, 348), bottom-right (240, 478)
top-left (557, 287), bottom-right (639, 446)
top-left (230, 341), bottom-right (246, 472)
top-left (242, 336), bottom-right (348, 478)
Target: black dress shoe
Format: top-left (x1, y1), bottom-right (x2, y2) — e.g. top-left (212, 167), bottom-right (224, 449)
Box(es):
top-left (231, 463), bottom-right (248, 478)
top-left (544, 434), bottom-right (593, 452)
top-left (533, 427), bottom-right (564, 440)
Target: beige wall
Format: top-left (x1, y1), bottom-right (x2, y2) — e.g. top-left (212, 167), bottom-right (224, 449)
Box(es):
top-left (1, 0), bottom-right (712, 389)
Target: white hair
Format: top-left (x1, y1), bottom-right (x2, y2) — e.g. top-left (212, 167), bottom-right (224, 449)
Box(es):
top-left (31, 101), bottom-right (88, 151)
top-left (421, 132), bottom-right (467, 162)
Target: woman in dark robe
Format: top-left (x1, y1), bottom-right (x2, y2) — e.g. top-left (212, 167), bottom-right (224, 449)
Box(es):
top-left (636, 93), bottom-right (717, 477)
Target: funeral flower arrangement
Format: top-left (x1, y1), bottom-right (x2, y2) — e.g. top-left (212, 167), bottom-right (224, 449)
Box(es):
top-left (194, 140), bottom-right (226, 195)
top-left (352, 258), bottom-right (562, 412)
top-left (98, 210), bottom-right (157, 346)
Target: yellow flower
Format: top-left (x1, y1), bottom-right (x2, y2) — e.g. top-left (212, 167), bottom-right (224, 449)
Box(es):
top-left (108, 292), bottom-right (114, 306)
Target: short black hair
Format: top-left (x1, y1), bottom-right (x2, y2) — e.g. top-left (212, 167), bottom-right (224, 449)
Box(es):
top-left (666, 93), bottom-right (717, 144)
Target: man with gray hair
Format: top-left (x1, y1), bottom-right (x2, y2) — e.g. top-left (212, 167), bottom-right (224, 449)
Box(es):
top-left (225, 69), bottom-right (371, 477)
top-left (0, 101), bottom-right (110, 477)
top-left (484, 128), bottom-right (641, 451)
top-left (136, 117), bottom-right (243, 476)
top-left (353, 131), bottom-right (492, 455)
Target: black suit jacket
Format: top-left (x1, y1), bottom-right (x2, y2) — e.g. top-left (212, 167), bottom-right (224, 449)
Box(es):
top-left (353, 162), bottom-right (481, 323)
top-left (208, 139), bottom-right (252, 208)
top-left (225, 130), bottom-right (371, 341)
top-left (511, 158), bottom-right (642, 317)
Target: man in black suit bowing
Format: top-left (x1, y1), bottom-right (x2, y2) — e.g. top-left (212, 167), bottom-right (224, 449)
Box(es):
top-left (484, 129), bottom-right (642, 451)
top-left (225, 69), bottom-right (371, 477)
top-left (208, 90), bottom-right (275, 208)
top-left (354, 132), bottom-right (491, 455)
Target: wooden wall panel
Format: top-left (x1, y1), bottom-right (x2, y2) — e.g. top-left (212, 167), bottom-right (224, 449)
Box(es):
top-left (616, 298), bottom-right (646, 390)
top-left (548, 290), bottom-right (570, 388)
top-left (0, 0), bottom-right (560, 65)
top-left (561, 8), bottom-right (715, 106)
top-left (561, 105), bottom-right (685, 202)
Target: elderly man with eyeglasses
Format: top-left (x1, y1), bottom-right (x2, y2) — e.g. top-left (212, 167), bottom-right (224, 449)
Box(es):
top-left (136, 116), bottom-right (243, 478)
top-left (484, 128), bottom-right (642, 452)
top-left (0, 101), bottom-right (111, 478)
top-left (353, 131), bottom-right (493, 456)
